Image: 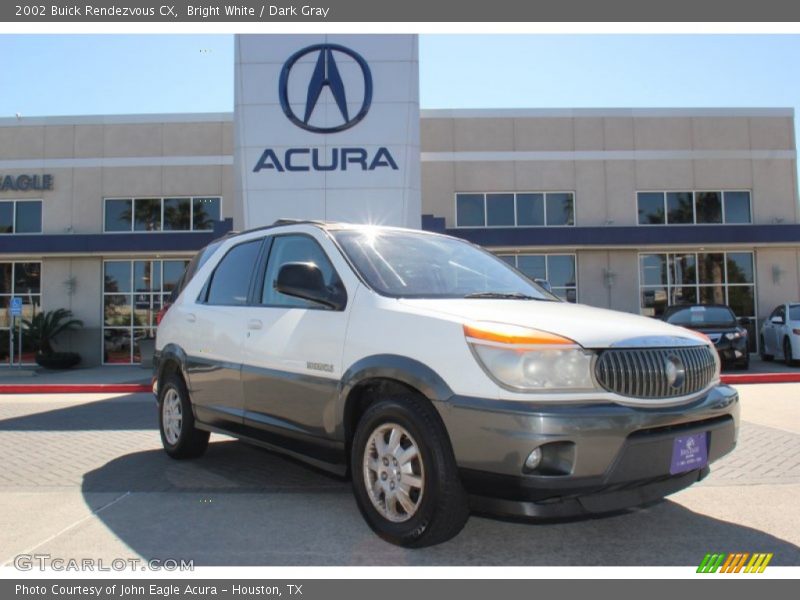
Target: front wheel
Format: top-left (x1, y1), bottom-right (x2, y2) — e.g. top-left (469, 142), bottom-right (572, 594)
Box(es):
top-left (351, 394), bottom-right (469, 547)
top-left (158, 373), bottom-right (209, 459)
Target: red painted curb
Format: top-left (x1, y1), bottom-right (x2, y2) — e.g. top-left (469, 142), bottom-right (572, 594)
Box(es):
top-left (0, 384), bottom-right (151, 394)
top-left (721, 373), bottom-right (800, 384)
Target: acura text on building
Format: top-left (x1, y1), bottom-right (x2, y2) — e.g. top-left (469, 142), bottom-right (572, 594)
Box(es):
top-left (252, 147), bottom-right (398, 172)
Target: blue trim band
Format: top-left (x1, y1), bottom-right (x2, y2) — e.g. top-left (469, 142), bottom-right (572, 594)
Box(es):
top-left (0, 219), bottom-right (234, 255)
top-left (421, 216), bottom-right (800, 247)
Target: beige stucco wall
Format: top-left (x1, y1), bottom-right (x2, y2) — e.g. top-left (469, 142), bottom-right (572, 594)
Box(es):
top-left (576, 249), bottom-right (641, 315)
top-left (40, 257), bottom-right (103, 364)
top-left (421, 113), bottom-right (799, 229)
top-left (0, 119), bottom-right (235, 235)
top-left (755, 248), bottom-right (800, 318)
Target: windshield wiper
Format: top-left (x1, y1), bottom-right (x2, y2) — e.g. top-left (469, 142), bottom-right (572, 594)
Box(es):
top-left (463, 291), bottom-right (547, 300)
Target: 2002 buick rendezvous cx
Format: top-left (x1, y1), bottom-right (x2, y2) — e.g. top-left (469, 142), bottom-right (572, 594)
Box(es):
top-left (153, 221), bottom-right (738, 547)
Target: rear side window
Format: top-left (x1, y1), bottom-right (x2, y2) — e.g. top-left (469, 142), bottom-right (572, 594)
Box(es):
top-left (205, 239), bottom-right (262, 305)
top-left (790, 305), bottom-right (800, 321)
top-left (169, 239), bottom-right (224, 302)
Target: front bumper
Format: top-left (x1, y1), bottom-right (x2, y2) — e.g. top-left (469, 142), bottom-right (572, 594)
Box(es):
top-left (152, 350), bottom-right (161, 397)
top-left (436, 384), bottom-right (739, 518)
top-left (714, 338), bottom-right (749, 365)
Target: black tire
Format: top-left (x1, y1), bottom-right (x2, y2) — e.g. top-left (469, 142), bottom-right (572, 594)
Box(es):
top-left (350, 394), bottom-right (469, 548)
top-left (736, 356), bottom-right (750, 371)
top-left (158, 373), bottom-right (209, 459)
top-left (785, 338), bottom-right (797, 367)
top-left (758, 335), bottom-right (775, 362)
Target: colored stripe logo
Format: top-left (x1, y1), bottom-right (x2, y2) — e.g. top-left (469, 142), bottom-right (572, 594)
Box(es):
top-left (697, 552), bottom-right (773, 573)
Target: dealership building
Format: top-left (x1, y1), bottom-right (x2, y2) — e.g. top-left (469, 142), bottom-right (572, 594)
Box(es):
top-left (1, 34), bottom-right (799, 366)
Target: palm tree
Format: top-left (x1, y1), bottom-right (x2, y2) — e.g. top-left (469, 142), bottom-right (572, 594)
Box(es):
top-left (22, 309), bottom-right (83, 355)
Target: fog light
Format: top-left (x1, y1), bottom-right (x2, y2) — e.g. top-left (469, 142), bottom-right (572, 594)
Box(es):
top-left (525, 447), bottom-right (542, 470)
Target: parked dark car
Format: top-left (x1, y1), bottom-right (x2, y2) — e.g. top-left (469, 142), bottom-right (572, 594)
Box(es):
top-left (661, 304), bottom-right (749, 370)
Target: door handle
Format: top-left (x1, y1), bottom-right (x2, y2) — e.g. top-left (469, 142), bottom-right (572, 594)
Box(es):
top-left (247, 319), bottom-right (263, 330)
top-left (185, 313), bottom-right (196, 323)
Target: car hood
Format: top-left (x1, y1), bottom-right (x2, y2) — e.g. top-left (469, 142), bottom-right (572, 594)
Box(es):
top-left (398, 298), bottom-right (708, 349)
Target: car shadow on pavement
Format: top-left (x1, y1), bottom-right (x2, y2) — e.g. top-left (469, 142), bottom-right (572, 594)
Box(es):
top-left (82, 439), bottom-right (800, 567)
top-left (0, 397), bottom-right (154, 431)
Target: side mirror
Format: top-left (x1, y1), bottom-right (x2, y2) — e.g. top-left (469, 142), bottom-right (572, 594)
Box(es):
top-left (275, 262), bottom-right (345, 310)
top-left (534, 278), bottom-right (552, 293)
top-left (738, 317), bottom-right (750, 327)
top-left (771, 315), bottom-right (785, 325)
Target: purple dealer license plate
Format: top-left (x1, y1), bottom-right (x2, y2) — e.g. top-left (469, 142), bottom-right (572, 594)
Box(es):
top-left (670, 432), bottom-right (708, 475)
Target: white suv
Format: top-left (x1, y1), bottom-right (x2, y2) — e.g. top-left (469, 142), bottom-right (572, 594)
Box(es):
top-left (154, 221), bottom-right (739, 547)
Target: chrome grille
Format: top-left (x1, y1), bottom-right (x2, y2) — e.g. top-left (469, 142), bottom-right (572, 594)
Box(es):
top-left (595, 346), bottom-right (717, 400)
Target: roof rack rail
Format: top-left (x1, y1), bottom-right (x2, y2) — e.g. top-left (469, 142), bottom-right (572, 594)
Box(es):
top-left (272, 218), bottom-right (328, 226)
top-left (220, 219), bottom-right (329, 240)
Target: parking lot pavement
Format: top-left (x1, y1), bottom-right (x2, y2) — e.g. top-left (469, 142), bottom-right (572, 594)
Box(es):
top-left (0, 388), bottom-right (798, 566)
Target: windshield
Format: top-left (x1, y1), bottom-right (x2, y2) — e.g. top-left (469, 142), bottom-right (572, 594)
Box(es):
top-left (332, 229), bottom-right (557, 300)
top-left (665, 305), bottom-right (736, 327)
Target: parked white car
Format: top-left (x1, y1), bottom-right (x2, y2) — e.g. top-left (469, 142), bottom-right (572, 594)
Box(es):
top-left (759, 303), bottom-right (800, 366)
top-left (154, 221), bottom-right (739, 547)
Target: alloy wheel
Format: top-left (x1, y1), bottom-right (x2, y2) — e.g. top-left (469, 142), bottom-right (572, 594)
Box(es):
top-left (162, 388), bottom-right (183, 445)
top-left (362, 423), bottom-right (425, 523)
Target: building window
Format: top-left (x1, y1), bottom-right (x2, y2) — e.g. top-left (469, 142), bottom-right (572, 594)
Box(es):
top-left (103, 258), bottom-right (190, 364)
top-left (486, 193), bottom-right (515, 226)
top-left (666, 192), bottom-right (694, 224)
top-left (103, 197), bottom-right (221, 232)
top-left (455, 194), bottom-right (484, 227)
top-left (637, 191), bottom-right (751, 225)
top-left (497, 253), bottom-right (577, 302)
top-left (0, 262), bottom-right (42, 365)
top-left (723, 191), bottom-right (752, 224)
top-left (456, 192), bottom-right (575, 228)
top-left (0, 200), bottom-right (42, 234)
top-left (134, 198), bottom-right (162, 231)
top-left (516, 193), bottom-right (544, 226)
top-left (639, 251), bottom-right (756, 351)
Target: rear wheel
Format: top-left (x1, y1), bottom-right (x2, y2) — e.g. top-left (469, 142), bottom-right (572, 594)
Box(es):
top-left (785, 338), bottom-right (797, 367)
top-left (158, 373), bottom-right (209, 459)
top-left (760, 336), bottom-right (773, 362)
top-left (351, 394), bottom-right (469, 547)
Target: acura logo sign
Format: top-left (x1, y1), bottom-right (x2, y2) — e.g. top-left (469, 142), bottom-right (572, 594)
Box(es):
top-left (279, 43), bottom-right (373, 134)
top-left (254, 43), bottom-right (397, 173)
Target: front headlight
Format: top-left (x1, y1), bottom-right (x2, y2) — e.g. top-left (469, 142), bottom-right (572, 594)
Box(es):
top-left (464, 322), bottom-right (597, 392)
top-left (724, 328), bottom-right (747, 341)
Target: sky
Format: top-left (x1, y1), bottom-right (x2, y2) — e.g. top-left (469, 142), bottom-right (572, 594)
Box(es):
top-left (0, 34), bottom-right (799, 116)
